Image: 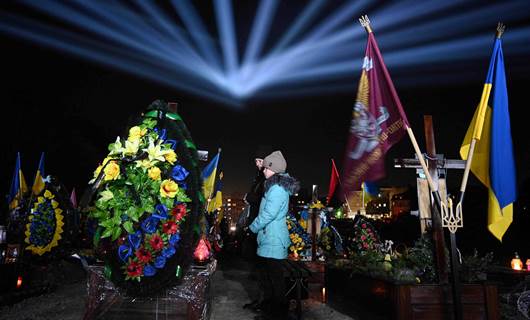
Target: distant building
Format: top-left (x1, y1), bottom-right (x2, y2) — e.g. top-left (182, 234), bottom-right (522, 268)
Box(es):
top-left (346, 186), bottom-right (411, 221)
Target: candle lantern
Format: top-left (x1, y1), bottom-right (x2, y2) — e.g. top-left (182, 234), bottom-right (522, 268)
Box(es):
top-left (194, 238), bottom-right (211, 264)
top-left (511, 252), bottom-right (523, 270)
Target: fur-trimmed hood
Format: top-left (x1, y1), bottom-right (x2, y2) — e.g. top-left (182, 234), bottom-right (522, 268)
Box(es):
top-left (264, 173), bottom-right (300, 195)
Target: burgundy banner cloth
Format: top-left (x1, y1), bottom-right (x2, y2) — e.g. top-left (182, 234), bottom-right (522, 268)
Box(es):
top-left (342, 32), bottom-right (409, 196)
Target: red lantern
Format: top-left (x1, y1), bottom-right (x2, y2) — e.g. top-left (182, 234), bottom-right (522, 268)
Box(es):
top-left (194, 238), bottom-right (211, 264)
top-left (16, 276), bottom-right (22, 289)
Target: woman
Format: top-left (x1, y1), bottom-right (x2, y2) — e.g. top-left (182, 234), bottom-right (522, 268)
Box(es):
top-left (249, 150), bottom-right (300, 320)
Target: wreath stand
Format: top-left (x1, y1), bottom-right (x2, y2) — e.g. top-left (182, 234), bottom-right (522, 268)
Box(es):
top-left (83, 259), bottom-right (216, 320)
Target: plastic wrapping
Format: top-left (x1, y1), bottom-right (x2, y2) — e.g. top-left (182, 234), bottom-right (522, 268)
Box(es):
top-left (83, 259), bottom-right (216, 320)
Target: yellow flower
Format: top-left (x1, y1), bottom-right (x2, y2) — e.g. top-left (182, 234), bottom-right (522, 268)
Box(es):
top-left (148, 167), bottom-right (162, 181)
top-left (103, 161), bottom-right (120, 181)
top-left (51, 200), bottom-right (59, 209)
top-left (92, 157), bottom-right (113, 179)
top-left (160, 179), bottom-right (179, 198)
top-left (44, 190), bottom-right (54, 199)
top-left (123, 139), bottom-right (140, 156)
top-left (128, 126), bottom-right (147, 142)
top-left (164, 150), bottom-right (177, 164)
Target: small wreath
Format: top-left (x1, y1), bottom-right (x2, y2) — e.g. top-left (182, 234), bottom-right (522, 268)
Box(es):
top-left (24, 189), bottom-right (65, 255)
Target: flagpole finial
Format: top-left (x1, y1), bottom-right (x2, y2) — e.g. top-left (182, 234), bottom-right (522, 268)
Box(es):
top-left (496, 22), bottom-right (505, 39)
top-left (359, 15), bottom-right (372, 33)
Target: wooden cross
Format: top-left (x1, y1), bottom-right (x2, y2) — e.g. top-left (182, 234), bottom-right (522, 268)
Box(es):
top-left (394, 115), bottom-right (466, 285)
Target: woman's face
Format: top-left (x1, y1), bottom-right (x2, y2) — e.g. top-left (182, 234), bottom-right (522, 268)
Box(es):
top-left (263, 167), bottom-right (275, 179)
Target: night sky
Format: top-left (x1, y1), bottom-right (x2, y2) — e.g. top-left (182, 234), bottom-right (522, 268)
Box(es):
top-left (2, 0), bottom-right (530, 246)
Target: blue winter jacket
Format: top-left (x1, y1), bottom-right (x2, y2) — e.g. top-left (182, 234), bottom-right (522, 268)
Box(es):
top-left (249, 173), bottom-right (300, 259)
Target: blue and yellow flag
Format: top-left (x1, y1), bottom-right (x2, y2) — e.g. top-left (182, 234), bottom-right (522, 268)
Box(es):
top-left (208, 172), bottom-right (223, 215)
top-left (202, 151), bottom-right (220, 201)
top-left (362, 181), bottom-right (379, 206)
top-left (8, 152), bottom-right (29, 210)
top-left (460, 36), bottom-right (517, 242)
top-left (32, 152), bottom-right (46, 196)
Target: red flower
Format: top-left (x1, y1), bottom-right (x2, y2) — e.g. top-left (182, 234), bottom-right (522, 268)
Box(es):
top-left (149, 234), bottom-right (164, 251)
top-left (172, 204), bottom-right (187, 221)
top-left (361, 235), bottom-right (366, 241)
top-left (163, 221), bottom-right (178, 234)
top-left (135, 248), bottom-right (152, 263)
top-left (361, 223), bottom-right (367, 229)
top-left (126, 260), bottom-right (143, 277)
top-left (363, 243), bottom-right (369, 249)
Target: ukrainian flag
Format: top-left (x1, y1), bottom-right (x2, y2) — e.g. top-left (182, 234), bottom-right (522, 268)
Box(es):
top-left (460, 36), bottom-right (517, 242)
top-left (362, 181), bottom-right (379, 206)
top-left (8, 152), bottom-right (28, 210)
top-left (208, 172), bottom-right (223, 215)
top-left (202, 151), bottom-right (220, 201)
top-left (32, 152), bottom-right (46, 196)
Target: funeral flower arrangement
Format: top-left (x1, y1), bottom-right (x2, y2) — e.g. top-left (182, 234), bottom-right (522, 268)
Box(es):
top-left (89, 117), bottom-right (194, 281)
top-left (24, 189), bottom-right (65, 256)
top-left (86, 100), bottom-right (204, 297)
top-left (22, 177), bottom-right (74, 259)
top-left (287, 212), bottom-right (311, 258)
top-left (348, 216), bottom-right (380, 254)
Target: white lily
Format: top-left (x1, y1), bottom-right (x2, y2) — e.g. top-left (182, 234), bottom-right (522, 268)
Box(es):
top-left (123, 139), bottom-right (140, 156)
top-left (143, 138), bottom-right (170, 162)
top-left (108, 136), bottom-right (124, 156)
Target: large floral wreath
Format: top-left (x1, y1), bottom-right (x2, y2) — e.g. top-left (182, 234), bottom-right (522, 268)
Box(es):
top-left (89, 112), bottom-right (198, 284)
top-left (24, 189), bottom-right (65, 256)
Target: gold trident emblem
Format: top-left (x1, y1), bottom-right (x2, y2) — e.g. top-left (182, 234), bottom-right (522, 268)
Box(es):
top-left (441, 196), bottom-right (463, 233)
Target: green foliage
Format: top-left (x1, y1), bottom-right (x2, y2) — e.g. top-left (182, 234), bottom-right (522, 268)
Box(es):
top-left (461, 249), bottom-right (494, 283)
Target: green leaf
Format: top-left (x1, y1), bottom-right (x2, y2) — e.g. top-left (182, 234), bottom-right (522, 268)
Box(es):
top-left (112, 215), bottom-right (122, 226)
top-left (101, 228), bottom-right (113, 239)
top-left (100, 219), bottom-right (115, 228)
top-left (123, 221), bottom-right (134, 234)
top-left (111, 226), bottom-right (122, 241)
top-left (184, 140), bottom-right (196, 150)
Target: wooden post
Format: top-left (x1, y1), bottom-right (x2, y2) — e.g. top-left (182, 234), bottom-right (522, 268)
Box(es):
top-left (423, 116), bottom-right (449, 285)
top-left (424, 116), bottom-right (462, 320)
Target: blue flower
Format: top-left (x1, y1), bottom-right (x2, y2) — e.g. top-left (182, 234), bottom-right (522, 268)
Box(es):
top-left (143, 264), bottom-right (156, 277)
top-left (169, 233), bottom-right (181, 247)
top-left (128, 231), bottom-right (142, 249)
top-left (154, 256), bottom-right (166, 269)
top-left (153, 204), bottom-right (168, 220)
top-left (162, 246), bottom-right (176, 258)
top-left (141, 216), bottom-right (159, 234)
top-left (171, 165), bottom-right (189, 182)
top-left (165, 139), bottom-right (178, 150)
top-left (154, 128), bottom-right (167, 141)
top-left (118, 244), bottom-right (133, 262)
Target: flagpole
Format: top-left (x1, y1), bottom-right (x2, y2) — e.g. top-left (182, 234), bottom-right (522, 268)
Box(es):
top-left (335, 168), bottom-right (355, 217)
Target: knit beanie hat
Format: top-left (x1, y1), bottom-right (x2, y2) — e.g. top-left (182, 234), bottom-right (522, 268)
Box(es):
top-left (263, 151), bottom-right (287, 174)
